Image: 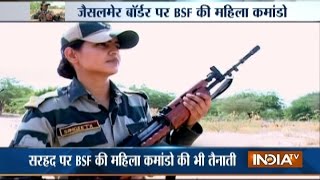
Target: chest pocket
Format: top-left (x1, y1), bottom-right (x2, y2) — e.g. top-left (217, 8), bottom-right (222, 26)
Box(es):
top-left (56, 120), bottom-right (108, 147)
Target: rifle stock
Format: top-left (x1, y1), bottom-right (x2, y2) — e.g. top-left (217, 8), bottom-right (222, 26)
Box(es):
top-left (118, 45), bottom-right (260, 147)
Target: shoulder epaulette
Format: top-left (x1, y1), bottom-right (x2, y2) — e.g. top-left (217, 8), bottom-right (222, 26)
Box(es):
top-left (123, 90), bottom-right (149, 100)
top-left (24, 91), bottom-right (58, 108)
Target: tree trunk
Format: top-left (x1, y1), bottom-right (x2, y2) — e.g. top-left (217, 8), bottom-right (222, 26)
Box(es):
top-left (0, 102), bottom-right (3, 116)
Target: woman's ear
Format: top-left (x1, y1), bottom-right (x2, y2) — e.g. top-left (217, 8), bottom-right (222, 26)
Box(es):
top-left (64, 47), bottom-right (78, 65)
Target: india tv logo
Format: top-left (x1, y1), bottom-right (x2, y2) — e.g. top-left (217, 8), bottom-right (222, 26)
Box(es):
top-left (248, 151), bottom-right (303, 168)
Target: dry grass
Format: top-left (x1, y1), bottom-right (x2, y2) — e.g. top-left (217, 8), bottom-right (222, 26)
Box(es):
top-left (1, 113), bottom-right (319, 147)
top-left (51, 9), bottom-right (65, 18)
top-left (197, 118), bottom-right (320, 147)
top-left (201, 118), bottom-right (319, 133)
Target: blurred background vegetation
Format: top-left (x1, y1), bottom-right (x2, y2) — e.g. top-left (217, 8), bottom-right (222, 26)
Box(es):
top-left (0, 77), bottom-right (319, 121)
top-left (30, 1), bottom-right (65, 20)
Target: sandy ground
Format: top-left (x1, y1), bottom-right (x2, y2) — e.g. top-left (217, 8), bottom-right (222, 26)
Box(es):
top-left (0, 115), bottom-right (319, 179)
top-left (1, 115), bottom-right (319, 147)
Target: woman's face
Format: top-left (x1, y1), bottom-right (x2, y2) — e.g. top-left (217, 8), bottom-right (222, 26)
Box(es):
top-left (73, 39), bottom-right (121, 77)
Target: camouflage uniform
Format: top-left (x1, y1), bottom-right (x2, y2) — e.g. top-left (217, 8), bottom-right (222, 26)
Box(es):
top-left (10, 78), bottom-right (202, 148)
top-left (8, 22), bottom-right (203, 180)
top-left (32, 10), bottom-right (55, 22)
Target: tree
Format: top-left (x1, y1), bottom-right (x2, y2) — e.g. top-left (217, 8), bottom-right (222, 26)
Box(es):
top-left (30, 1), bottom-right (42, 15)
top-left (129, 85), bottom-right (175, 109)
top-left (285, 92), bottom-right (320, 120)
top-left (0, 78), bottom-right (33, 115)
top-left (33, 87), bottom-right (57, 96)
top-left (0, 88), bottom-right (4, 114)
top-left (213, 91), bottom-right (284, 119)
top-left (258, 92), bottom-right (284, 111)
top-left (216, 93), bottom-right (262, 115)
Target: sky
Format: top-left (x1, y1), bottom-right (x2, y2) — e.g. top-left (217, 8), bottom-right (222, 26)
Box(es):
top-left (0, 23), bottom-right (319, 106)
top-left (49, 2), bottom-right (65, 8)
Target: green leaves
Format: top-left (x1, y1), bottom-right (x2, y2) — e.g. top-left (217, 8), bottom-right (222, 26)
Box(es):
top-left (0, 77), bottom-right (33, 115)
top-left (285, 92), bottom-right (320, 120)
top-left (0, 77), bottom-right (57, 115)
top-left (129, 85), bottom-right (175, 109)
top-left (0, 76), bottom-right (319, 121)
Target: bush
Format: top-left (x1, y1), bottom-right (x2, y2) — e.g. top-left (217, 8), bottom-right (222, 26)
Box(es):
top-left (4, 97), bottom-right (30, 114)
top-left (129, 85), bottom-right (175, 109)
top-left (260, 109), bottom-right (284, 120)
top-left (285, 92), bottom-right (320, 120)
top-left (0, 78), bottom-right (33, 115)
top-left (212, 91), bottom-right (283, 118)
top-left (33, 87), bottom-right (57, 96)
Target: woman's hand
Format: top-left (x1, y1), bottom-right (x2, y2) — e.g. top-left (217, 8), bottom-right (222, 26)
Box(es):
top-left (182, 92), bottom-right (211, 128)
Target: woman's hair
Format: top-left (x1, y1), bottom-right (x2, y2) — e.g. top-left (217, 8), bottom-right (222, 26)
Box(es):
top-left (57, 40), bottom-right (85, 79)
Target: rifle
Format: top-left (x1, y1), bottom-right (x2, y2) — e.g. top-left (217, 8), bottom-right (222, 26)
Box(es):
top-left (118, 45), bottom-right (260, 147)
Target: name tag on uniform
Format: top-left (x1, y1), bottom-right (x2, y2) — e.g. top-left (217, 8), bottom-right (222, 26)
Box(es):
top-left (57, 120), bottom-right (100, 137)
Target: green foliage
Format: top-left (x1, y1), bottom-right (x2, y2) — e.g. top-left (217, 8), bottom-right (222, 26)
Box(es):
top-left (0, 77), bottom-right (58, 115)
top-left (30, 2), bottom-right (42, 15)
top-left (258, 92), bottom-right (284, 111)
top-left (216, 93), bottom-right (263, 114)
top-left (0, 77), bottom-right (34, 115)
top-left (33, 87), bottom-right (57, 96)
top-left (0, 76), bottom-right (318, 121)
top-left (208, 102), bottom-right (220, 116)
top-left (129, 85), bottom-right (175, 109)
top-left (260, 109), bottom-right (284, 120)
top-left (5, 97), bottom-right (30, 114)
top-left (285, 92), bottom-right (320, 120)
top-left (211, 91), bottom-right (284, 120)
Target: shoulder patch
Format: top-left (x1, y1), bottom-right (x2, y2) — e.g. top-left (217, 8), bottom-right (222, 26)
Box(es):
top-left (24, 91), bottom-right (58, 108)
top-left (123, 90), bottom-right (149, 100)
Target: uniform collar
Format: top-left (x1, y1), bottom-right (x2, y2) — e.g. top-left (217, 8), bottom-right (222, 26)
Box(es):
top-left (68, 78), bottom-right (88, 103)
top-left (68, 77), bottom-right (123, 105)
top-left (109, 80), bottom-right (123, 103)
top-left (109, 80), bottom-right (123, 111)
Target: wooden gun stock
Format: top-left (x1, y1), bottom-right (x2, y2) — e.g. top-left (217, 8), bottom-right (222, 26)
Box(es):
top-left (118, 45), bottom-right (261, 148)
top-left (141, 81), bottom-right (209, 147)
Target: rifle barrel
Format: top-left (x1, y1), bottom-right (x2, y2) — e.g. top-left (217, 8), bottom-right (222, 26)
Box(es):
top-left (207, 45), bottom-right (260, 91)
top-left (223, 45), bottom-right (260, 77)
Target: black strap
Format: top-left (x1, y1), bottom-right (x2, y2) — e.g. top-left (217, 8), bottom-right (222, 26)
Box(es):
top-left (211, 78), bottom-right (233, 100)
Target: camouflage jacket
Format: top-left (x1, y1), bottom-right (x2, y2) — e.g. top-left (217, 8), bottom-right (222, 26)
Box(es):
top-left (10, 78), bottom-right (203, 148)
top-left (32, 10), bottom-right (54, 22)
